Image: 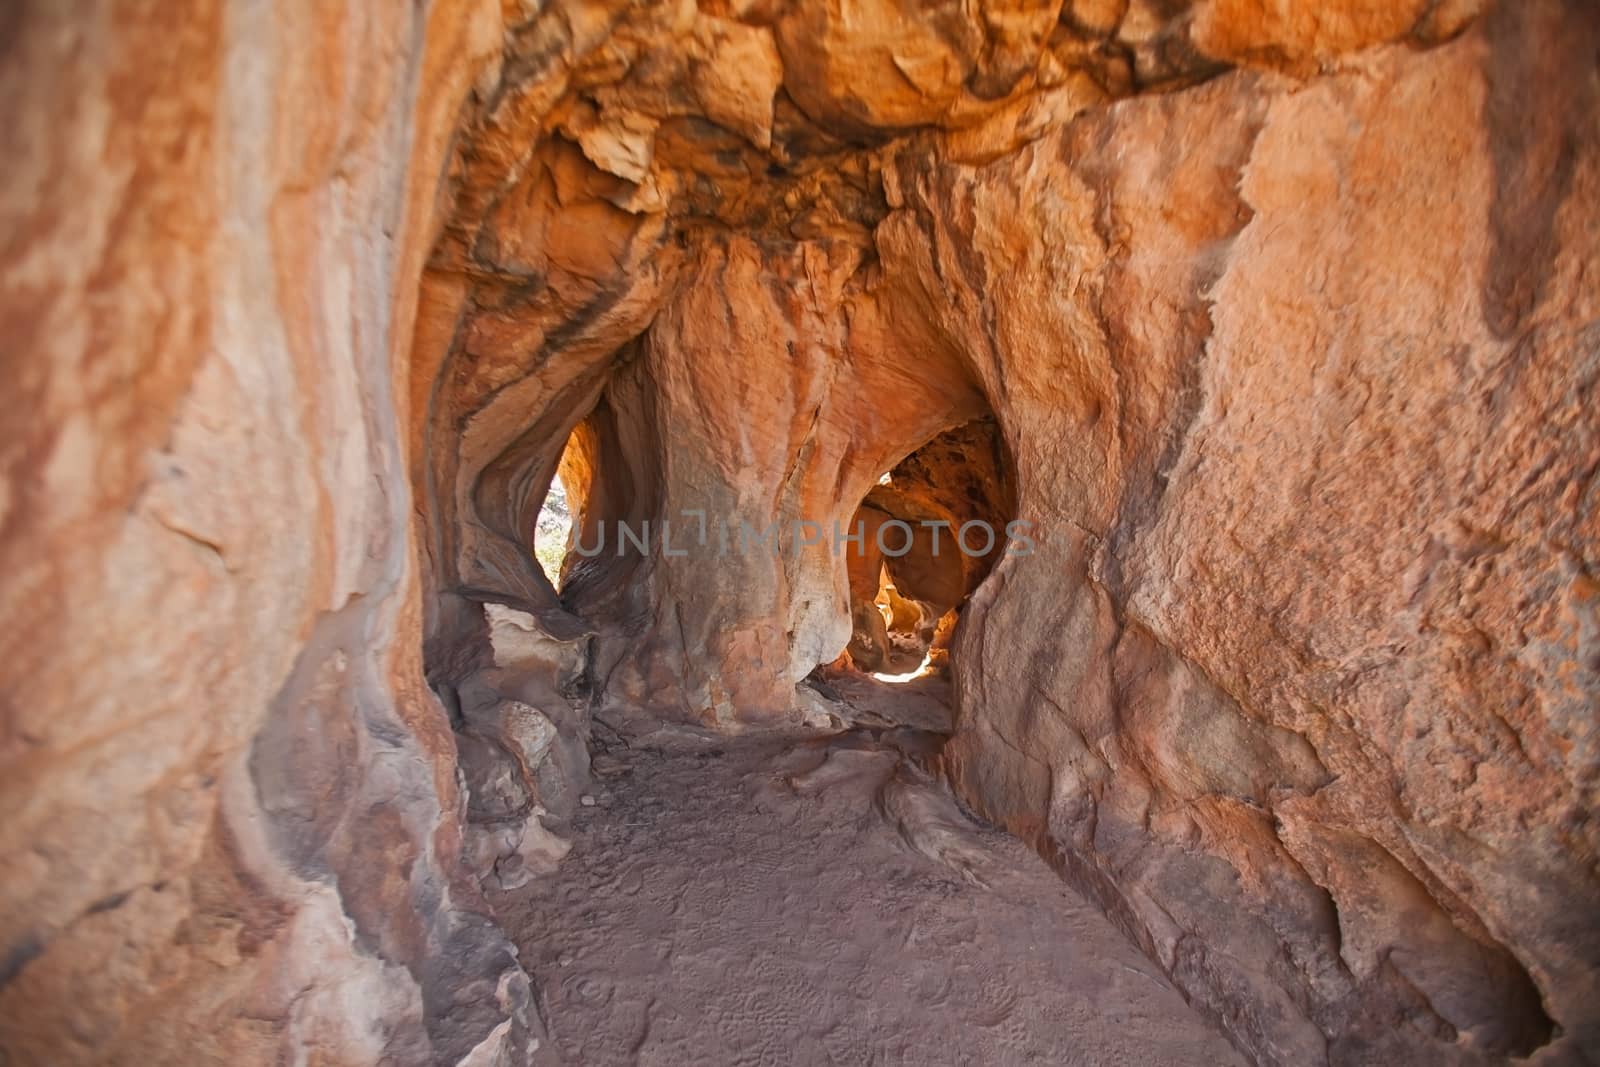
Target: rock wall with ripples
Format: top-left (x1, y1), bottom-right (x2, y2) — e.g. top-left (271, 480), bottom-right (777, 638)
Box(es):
top-left (3, 1), bottom-right (1595, 1063)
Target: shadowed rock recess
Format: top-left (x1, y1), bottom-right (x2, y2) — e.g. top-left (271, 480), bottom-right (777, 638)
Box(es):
top-left (1, 1), bottom-right (1597, 1065)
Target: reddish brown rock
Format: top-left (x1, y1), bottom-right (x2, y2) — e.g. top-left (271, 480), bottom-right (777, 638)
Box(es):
top-left (3, 0), bottom-right (1597, 1064)
top-left (0, 2), bottom-right (535, 1064)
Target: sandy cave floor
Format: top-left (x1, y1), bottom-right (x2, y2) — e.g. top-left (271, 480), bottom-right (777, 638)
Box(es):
top-left (489, 708), bottom-right (1246, 1066)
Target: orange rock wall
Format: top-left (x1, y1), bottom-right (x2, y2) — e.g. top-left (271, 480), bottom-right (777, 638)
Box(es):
top-left (3, 1), bottom-right (1596, 1064)
top-left (0, 2), bottom-right (536, 1063)
top-left (891, 6), bottom-right (1600, 1060)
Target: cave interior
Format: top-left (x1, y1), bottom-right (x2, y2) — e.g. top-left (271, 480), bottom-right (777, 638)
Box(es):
top-left (1, 1), bottom-right (1597, 1065)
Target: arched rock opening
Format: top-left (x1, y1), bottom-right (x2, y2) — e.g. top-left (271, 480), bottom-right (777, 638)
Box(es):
top-left (839, 417), bottom-right (1016, 682)
top-left (3, 3), bottom-right (1596, 1066)
top-left (399, 5), bottom-right (1590, 1059)
top-left (531, 442), bottom-right (577, 590)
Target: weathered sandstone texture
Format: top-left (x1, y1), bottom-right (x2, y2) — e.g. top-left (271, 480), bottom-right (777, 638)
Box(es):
top-left (2, 0), bottom-right (1596, 1064)
top-left (0, 2), bottom-right (537, 1064)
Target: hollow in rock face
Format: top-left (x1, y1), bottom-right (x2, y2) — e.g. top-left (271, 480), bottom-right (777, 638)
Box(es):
top-left (1, 1), bottom-right (1597, 1065)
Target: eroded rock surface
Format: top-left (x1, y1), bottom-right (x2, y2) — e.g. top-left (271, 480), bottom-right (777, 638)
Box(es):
top-left (2, 3), bottom-right (538, 1064)
top-left (418, 5), bottom-right (1599, 1057)
top-left (3, 0), bottom-right (1597, 1064)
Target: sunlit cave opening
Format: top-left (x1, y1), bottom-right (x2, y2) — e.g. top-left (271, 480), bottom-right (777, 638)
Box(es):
top-left (810, 417), bottom-right (1016, 721)
top-left (865, 564), bottom-right (949, 683)
top-left (531, 427), bottom-right (590, 594)
top-left (534, 471), bottom-right (572, 588)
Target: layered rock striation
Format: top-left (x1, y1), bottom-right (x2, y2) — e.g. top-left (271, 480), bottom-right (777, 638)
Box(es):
top-left (2, 0), bottom-right (1596, 1064)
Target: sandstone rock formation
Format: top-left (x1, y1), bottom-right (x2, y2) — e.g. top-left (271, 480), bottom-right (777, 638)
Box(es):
top-left (2, 0), bottom-right (1596, 1064)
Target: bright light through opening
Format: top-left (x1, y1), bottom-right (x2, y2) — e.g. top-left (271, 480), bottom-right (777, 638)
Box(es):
top-left (534, 470), bottom-right (572, 589)
top-left (871, 648), bottom-right (935, 684)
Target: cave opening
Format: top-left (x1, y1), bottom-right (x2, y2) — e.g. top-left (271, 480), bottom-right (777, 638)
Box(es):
top-left (530, 425), bottom-right (595, 594)
top-left (811, 416), bottom-right (1017, 722)
top-left (532, 465), bottom-right (573, 592)
top-left (862, 563), bottom-right (948, 685)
